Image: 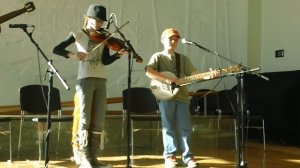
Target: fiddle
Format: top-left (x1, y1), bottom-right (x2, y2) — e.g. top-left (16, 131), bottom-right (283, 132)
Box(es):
top-left (88, 28), bottom-right (143, 63)
top-left (89, 29), bottom-right (127, 52)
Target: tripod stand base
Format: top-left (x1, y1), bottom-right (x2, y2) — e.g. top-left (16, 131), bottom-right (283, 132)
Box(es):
top-left (237, 161), bottom-right (248, 168)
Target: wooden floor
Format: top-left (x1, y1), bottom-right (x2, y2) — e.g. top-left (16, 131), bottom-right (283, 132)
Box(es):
top-left (0, 142), bottom-right (300, 168)
top-left (0, 118), bottom-right (300, 168)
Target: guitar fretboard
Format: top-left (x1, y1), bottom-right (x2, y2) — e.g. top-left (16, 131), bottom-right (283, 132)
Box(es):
top-left (177, 65), bottom-right (241, 85)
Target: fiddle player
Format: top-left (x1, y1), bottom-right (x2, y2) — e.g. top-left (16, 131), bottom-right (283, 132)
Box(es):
top-left (53, 4), bottom-right (127, 168)
top-left (145, 28), bottom-right (199, 168)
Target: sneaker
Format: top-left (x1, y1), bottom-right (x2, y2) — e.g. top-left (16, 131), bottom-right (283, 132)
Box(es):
top-left (165, 155), bottom-right (177, 168)
top-left (187, 159), bottom-right (198, 168)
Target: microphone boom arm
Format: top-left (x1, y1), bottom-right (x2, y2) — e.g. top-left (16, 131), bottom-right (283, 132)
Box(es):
top-left (112, 20), bottom-right (143, 63)
top-left (183, 39), bottom-right (269, 81)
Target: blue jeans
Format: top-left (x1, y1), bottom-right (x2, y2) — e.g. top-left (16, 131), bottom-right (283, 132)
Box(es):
top-left (159, 100), bottom-right (194, 164)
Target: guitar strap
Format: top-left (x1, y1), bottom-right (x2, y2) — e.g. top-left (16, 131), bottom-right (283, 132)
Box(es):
top-left (175, 52), bottom-right (181, 78)
top-left (81, 28), bottom-right (89, 36)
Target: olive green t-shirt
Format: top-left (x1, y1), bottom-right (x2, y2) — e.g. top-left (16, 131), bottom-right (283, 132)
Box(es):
top-left (147, 51), bottom-right (197, 102)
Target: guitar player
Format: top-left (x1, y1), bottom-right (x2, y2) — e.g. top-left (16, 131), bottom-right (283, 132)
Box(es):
top-left (145, 28), bottom-right (199, 168)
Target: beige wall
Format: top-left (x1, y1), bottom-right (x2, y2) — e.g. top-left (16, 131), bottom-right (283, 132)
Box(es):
top-left (248, 0), bottom-right (261, 69)
top-left (260, 0), bottom-right (300, 72)
top-left (0, 0), bottom-right (249, 105)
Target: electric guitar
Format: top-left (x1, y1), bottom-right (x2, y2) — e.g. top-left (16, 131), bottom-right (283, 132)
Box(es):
top-left (0, 2), bottom-right (35, 33)
top-left (150, 65), bottom-right (241, 100)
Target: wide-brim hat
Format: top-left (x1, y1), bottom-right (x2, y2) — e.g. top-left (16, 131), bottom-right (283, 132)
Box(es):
top-left (161, 28), bottom-right (181, 40)
top-left (85, 4), bottom-right (107, 21)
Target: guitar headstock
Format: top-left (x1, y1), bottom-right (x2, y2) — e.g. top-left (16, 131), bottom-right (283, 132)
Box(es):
top-left (24, 2), bottom-right (35, 13)
top-left (222, 65), bottom-right (242, 73)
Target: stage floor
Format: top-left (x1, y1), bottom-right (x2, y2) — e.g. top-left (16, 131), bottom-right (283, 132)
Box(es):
top-left (0, 118), bottom-right (300, 168)
top-left (1, 142), bottom-right (300, 167)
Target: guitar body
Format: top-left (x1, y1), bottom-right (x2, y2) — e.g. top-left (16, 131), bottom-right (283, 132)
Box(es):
top-left (150, 65), bottom-right (241, 100)
top-left (150, 71), bottom-right (180, 100)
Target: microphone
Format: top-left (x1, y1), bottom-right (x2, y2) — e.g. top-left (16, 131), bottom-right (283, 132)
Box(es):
top-left (106, 13), bottom-right (114, 29)
top-left (9, 24), bottom-right (34, 29)
top-left (181, 38), bottom-right (197, 45)
top-left (181, 38), bottom-right (212, 53)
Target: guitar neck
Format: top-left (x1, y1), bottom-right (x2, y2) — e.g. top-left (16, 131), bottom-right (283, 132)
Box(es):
top-left (177, 65), bottom-right (241, 85)
top-left (0, 8), bottom-right (27, 24)
top-left (177, 71), bottom-right (215, 85)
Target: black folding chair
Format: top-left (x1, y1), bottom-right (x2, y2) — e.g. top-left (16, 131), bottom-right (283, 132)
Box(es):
top-left (0, 117), bottom-right (12, 162)
top-left (122, 87), bottom-right (160, 159)
top-left (17, 84), bottom-right (72, 161)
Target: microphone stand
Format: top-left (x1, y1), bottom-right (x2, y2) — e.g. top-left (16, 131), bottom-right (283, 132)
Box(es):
top-left (111, 20), bottom-right (142, 168)
top-left (20, 27), bottom-right (69, 168)
top-left (186, 41), bottom-right (268, 168)
top-left (187, 41), bottom-right (268, 80)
